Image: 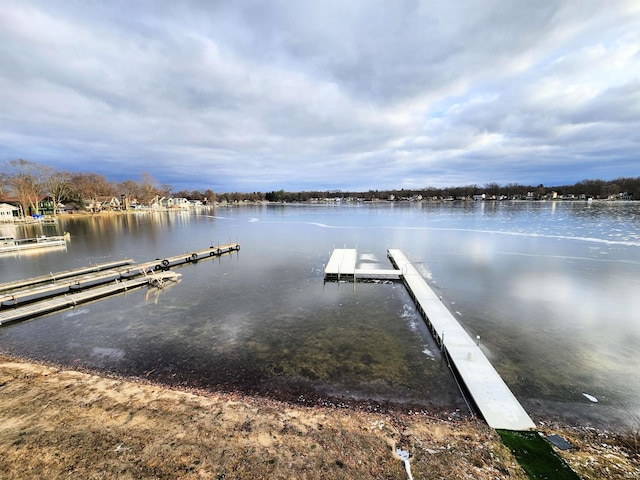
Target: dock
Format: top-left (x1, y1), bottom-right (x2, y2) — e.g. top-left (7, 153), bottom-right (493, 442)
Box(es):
top-left (0, 272), bottom-right (180, 326)
top-left (324, 248), bottom-right (536, 431)
top-left (0, 234), bottom-right (68, 253)
top-left (0, 267), bottom-right (131, 306)
top-left (0, 245), bottom-right (240, 307)
top-left (133, 244), bottom-right (240, 274)
top-left (0, 244), bottom-right (239, 325)
top-left (0, 259), bottom-right (135, 294)
top-left (387, 249), bottom-right (535, 431)
top-left (324, 248), bottom-right (401, 281)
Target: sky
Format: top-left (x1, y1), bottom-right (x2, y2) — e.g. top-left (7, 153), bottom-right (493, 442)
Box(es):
top-left (1, 1), bottom-right (639, 193)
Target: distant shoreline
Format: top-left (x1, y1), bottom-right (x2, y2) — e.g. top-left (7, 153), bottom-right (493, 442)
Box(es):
top-left (4, 197), bottom-right (638, 226)
top-left (31, 196), bottom-right (640, 219)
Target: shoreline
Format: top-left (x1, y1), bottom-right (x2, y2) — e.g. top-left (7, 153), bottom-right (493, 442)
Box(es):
top-left (1, 354), bottom-right (638, 479)
top-left (2, 352), bottom-right (471, 422)
top-left (7, 195), bottom-right (638, 222)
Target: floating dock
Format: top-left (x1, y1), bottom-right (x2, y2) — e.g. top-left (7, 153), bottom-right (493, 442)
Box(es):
top-left (0, 272), bottom-right (180, 326)
top-left (134, 244), bottom-right (240, 274)
top-left (324, 248), bottom-right (536, 431)
top-left (0, 245), bottom-right (240, 307)
top-left (0, 234), bottom-right (68, 253)
top-left (0, 259), bottom-right (135, 293)
top-left (0, 244), bottom-right (239, 325)
top-left (0, 267), bottom-right (133, 306)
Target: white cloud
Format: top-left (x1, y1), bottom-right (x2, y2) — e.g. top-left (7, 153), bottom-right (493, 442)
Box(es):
top-left (0, 0), bottom-right (639, 191)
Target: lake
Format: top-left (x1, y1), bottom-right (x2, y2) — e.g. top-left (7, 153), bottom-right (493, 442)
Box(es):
top-left (1, 201), bottom-right (639, 430)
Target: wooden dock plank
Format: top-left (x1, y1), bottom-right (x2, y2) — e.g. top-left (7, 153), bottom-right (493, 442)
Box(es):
top-left (387, 248), bottom-right (536, 431)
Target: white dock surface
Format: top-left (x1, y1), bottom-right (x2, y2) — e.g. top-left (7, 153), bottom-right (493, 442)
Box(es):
top-left (324, 249), bottom-right (401, 279)
top-left (325, 249), bottom-right (357, 277)
top-left (387, 249), bottom-right (536, 431)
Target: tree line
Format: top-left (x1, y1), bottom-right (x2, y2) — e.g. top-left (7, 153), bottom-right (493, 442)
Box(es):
top-left (0, 159), bottom-right (217, 217)
top-left (1, 159), bottom-right (638, 217)
top-left (263, 177), bottom-right (640, 202)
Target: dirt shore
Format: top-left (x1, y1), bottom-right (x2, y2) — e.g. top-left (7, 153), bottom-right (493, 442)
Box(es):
top-left (0, 356), bottom-right (638, 479)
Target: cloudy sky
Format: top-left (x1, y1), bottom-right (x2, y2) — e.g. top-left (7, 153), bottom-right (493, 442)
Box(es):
top-left (1, 1), bottom-right (639, 192)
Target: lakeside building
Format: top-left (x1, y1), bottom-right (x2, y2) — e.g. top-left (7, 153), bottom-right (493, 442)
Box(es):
top-left (0, 203), bottom-right (20, 222)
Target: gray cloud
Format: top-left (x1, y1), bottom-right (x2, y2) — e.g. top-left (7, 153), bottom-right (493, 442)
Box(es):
top-left (0, 0), bottom-right (639, 192)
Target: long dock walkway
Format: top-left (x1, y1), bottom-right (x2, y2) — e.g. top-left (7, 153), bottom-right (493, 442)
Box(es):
top-left (0, 267), bottom-right (136, 307)
top-left (0, 273), bottom-right (179, 326)
top-left (0, 244), bottom-right (240, 325)
top-left (386, 249), bottom-right (536, 431)
top-left (324, 247), bottom-right (535, 431)
top-left (0, 259), bottom-right (134, 294)
top-left (134, 244), bottom-right (240, 274)
top-left (0, 245), bottom-right (240, 308)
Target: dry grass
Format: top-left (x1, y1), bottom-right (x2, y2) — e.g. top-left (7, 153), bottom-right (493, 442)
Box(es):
top-left (537, 421), bottom-right (640, 480)
top-left (0, 356), bottom-right (638, 479)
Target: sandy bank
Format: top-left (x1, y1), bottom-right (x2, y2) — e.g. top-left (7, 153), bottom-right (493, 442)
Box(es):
top-left (0, 356), bottom-right (638, 479)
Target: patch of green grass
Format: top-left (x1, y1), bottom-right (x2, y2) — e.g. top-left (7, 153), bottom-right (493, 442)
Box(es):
top-left (497, 430), bottom-right (579, 480)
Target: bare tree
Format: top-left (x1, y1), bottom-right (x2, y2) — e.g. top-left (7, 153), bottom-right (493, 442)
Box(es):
top-left (41, 167), bottom-right (72, 217)
top-left (189, 189), bottom-right (204, 200)
top-left (118, 179), bottom-right (140, 210)
top-left (160, 184), bottom-right (173, 198)
top-left (3, 159), bottom-right (46, 216)
top-left (203, 189), bottom-right (216, 203)
top-left (484, 182), bottom-right (501, 197)
top-left (70, 172), bottom-right (114, 212)
top-left (138, 173), bottom-right (161, 206)
top-left (0, 172), bottom-right (7, 196)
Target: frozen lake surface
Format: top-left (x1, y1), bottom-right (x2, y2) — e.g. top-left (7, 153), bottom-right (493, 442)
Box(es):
top-left (1, 200), bottom-right (639, 430)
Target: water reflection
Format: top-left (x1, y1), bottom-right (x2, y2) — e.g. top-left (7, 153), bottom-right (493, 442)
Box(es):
top-left (1, 202), bottom-right (639, 429)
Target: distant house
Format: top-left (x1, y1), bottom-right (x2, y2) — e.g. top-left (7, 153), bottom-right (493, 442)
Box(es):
top-left (0, 203), bottom-right (20, 222)
top-left (85, 196), bottom-right (122, 212)
top-left (62, 202), bottom-right (82, 213)
top-left (103, 197), bottom-right (122, 210)
top-left (156, 197), bottom-right (194, 209)
top-left (473, 194), bottom-right (486, 201)
top-left (167, 197), bottom-right (190, 208)
top-left (38, 197), bottom-right (66, 216)
top-left (150, 196), bottom-right (162, 209)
